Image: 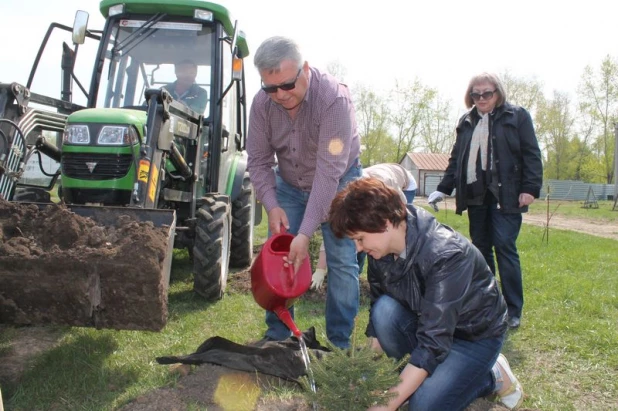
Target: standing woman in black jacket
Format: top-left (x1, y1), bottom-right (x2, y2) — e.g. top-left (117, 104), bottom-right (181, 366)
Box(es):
top-left (428, 73), bottom-right (543, 330)
top-left (329, 178), bottom-right (523, 411)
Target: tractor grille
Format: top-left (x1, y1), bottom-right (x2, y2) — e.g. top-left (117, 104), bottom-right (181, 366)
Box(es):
top-left (62, 153), bottom-right (133, 180)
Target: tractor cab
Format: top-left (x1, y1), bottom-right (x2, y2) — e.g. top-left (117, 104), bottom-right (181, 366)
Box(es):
top-left (92, 11), bottom-right (215, 116)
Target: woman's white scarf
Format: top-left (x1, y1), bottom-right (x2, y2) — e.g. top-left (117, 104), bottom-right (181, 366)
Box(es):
top-left (467, 113), bottom-right (489, 184)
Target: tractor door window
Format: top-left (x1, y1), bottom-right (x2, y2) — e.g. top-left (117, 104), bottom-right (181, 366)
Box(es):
top-left (221, 38), bottom-right (237, 145)
top-left (97, 19), bottom-right (213, 116)
top-left (24, 25), bottom-right (99, 108)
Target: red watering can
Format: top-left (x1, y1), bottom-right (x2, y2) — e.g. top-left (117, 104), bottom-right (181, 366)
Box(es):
top-left (250, 227), bottom-right (312, 337)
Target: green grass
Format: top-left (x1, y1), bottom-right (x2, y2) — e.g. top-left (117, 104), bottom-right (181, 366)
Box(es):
top-left (2, 204), bottom-right (617, 410)
top-left (528, 199), bottom-right (618, 222)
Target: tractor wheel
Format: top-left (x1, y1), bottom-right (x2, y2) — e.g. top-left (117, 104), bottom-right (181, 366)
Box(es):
top-left (193, 194), bottom-right (231, 300)
top-left (229, 172), bottom-right (255, 268)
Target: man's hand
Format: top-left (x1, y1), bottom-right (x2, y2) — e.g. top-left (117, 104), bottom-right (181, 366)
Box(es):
top-left (427, 191), bottom-right (446, 211)
top-left (519, 193), bottom-right (535, 208)
top-left (267, 207), bottom-right (289, 234)
top-left (286, 233), bottom-right (310, 273)
top-left (311, 268), bottom-right (327, 290)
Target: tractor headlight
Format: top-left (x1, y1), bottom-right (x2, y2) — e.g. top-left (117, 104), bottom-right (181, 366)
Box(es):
top-left (108, 4), bottom-right (125, 16)
top-left (194, 9), bottom-right (213, 21)
top-left (97, 126), bottom-right (139, 145)
top-left (63, 125), bottom-right (90, 144)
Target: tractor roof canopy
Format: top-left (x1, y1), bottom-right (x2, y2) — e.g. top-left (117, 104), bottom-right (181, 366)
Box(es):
top-left (98, 0), bottom-right (249, 58)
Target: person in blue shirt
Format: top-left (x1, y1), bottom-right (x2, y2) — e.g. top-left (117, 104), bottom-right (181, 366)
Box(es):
top-left (164, 59), bottom-right (208, 114)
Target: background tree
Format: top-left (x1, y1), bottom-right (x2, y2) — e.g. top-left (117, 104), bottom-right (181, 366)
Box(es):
top-left (571, 101), bottom-right (598, 182)
top-left (577, 55), bottom-right (618, 184)
top-left (352, 84), bottom-right (393, 165)
top-left (535, 91), bottom-right (574, 179)
top-left (388, 79), bottom-right (436, 160)
top-left (418, 95), bottom-right (456, 153)
top-left (501, 71), bottom-right (545, 115)
top-left (325, 59), bottom-right (347, 83)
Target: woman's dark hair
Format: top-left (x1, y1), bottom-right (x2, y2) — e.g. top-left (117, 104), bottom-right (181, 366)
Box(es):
top-left (329, 177), bottom-right (407, 238)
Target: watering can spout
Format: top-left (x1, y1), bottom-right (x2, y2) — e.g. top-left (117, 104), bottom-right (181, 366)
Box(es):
top-left (274, 306), bottom-right (302, 338)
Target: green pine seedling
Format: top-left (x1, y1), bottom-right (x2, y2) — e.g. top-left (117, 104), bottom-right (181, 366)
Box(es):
top-left (300, 323), bottom-right (408, 410)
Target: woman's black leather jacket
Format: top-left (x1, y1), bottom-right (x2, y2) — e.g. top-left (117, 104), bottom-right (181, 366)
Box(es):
top-left (365, 206), bottom-right (507, 375)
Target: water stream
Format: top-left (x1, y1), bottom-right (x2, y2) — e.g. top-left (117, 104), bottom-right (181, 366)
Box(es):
top-left (298, 336), bottom-right (316, 393)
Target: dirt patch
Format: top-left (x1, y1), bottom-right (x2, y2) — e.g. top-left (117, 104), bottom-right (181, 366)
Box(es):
top-left (118, 364), bottom-right (309, 411)
top-left (0, 199), bottom-right (173, 331)
top-left (0, 325), bottom-right (64, 387)
top-left (521, 212), bottom-right (618, 241)
top-left (118, 362), bottom-right (518, 411)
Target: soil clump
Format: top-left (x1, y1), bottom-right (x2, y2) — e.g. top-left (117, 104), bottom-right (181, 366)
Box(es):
top-left (0, 199), bottom-right (173, 330)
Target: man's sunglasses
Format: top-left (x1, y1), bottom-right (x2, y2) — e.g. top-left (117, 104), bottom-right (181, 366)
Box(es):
top-left (261, 69), bottom-right (302, 94)
top-left (470, 90), bottom-right (496, 101)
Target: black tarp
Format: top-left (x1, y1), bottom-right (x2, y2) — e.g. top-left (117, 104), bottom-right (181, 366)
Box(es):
top-left (156, 327), bottom-right (330, 381)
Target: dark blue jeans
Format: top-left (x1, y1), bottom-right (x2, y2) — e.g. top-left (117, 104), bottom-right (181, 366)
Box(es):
top-left (264, 162), bottom-right (362, 348)
top-left (403, 189), bottom-right (416, 204)
top-left (371, 295), bottom-right (503, 411)
top-left (467, 200), bottom-right (524, 319)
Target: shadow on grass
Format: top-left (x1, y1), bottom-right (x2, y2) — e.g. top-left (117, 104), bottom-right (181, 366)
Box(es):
top-left (166, 248), bottom-right (232, 318)
top-left (169, 248), bottom-right (194, 284)
top-left (501, 330), bottom-right (526, 368)
top-left (4, 333), bottom-right (141, 410)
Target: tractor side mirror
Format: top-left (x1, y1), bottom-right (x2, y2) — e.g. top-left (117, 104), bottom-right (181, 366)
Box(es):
top-left (72, 10), bottom-right (89, 45)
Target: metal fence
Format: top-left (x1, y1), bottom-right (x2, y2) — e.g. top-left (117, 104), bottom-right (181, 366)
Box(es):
top-left (422, 176), bottom-right (615, 201)
top-left (540, 180), bottom-right (615, 201)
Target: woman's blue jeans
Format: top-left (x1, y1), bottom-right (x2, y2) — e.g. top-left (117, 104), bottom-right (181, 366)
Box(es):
top-left (264, 161), bottom-right (362, 348)
top-left (371, 295), bottom-right (503, 411)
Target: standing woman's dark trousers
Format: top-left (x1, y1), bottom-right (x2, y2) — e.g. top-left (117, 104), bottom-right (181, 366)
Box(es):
top-left (467, 193), bottom-right (524, 319)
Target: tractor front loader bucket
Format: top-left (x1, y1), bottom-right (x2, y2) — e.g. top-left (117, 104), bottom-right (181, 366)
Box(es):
top-left (0, 202), bottom-right (176, 331)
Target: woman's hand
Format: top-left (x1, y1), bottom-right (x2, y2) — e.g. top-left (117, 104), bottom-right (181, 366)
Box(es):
top-left (368, 337), bottom-right (383, 354)
top-left (518, 193), bottom-right (535, 207)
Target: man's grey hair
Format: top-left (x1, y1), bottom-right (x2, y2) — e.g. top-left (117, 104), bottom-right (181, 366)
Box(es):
top-left (253, 36), bottom-right (303, 74)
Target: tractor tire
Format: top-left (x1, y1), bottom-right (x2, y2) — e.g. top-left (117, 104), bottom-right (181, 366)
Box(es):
top-left (229, 172), bottom-right (255, 268)
top-left (193, 194), bottom-right (232, 300)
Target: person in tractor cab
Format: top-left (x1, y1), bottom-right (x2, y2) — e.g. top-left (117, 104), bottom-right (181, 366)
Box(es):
top-left (163, 59), bottom-right (208, 114)
top-left (247, 36), bottom-right (362, 349)
top-left (329, 178), bottom-right (524, 411)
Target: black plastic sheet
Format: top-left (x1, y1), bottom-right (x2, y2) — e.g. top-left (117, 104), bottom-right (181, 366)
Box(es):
top-left (156, 327), bottom-right (330, 381)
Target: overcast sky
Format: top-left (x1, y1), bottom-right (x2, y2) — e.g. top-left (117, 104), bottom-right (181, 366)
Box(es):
top-left (1, 0), bottom-right (617, 114)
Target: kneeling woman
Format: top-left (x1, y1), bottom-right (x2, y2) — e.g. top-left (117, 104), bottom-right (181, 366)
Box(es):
top-left (329, 178), bottom-right (523, 411)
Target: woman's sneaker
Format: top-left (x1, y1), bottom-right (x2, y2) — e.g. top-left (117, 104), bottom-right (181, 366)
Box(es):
top-left (495, 354), bottom-right (524, 410)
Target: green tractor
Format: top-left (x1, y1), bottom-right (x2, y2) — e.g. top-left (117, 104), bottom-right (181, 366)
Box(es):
top-left (0, 0), bottom-right (258, 330)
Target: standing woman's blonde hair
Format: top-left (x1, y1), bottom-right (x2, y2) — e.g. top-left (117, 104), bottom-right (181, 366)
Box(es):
top-left (463, 72), bottom-right (507, 109)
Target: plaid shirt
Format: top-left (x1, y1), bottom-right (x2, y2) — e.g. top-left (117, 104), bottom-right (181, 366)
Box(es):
top-left (247, 66), bottom-right (360, 238)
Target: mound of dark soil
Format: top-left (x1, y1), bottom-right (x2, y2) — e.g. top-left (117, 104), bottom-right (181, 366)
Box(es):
top-left (0, 199), bottom-right (174, 331)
